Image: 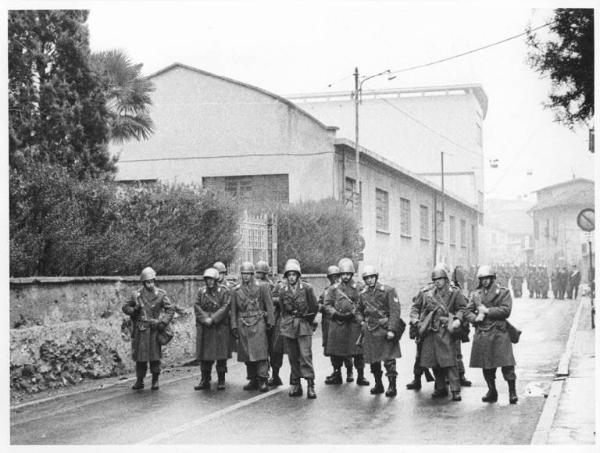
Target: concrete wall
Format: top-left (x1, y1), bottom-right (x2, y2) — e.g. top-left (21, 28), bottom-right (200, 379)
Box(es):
top-left (112, 65), bottom-right (337, 203)
top-left (10, 274), bottom-right (328, 395)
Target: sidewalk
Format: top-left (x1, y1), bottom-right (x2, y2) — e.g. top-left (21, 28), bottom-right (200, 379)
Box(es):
top-left (546, 296), bottom-right (596, 444)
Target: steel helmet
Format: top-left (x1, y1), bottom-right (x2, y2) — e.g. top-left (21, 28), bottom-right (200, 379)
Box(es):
top-left (255, 260), bottom-right (270, 274)
top-left (203, 268), bottom-right (220, 280)
top-left (213, 261), bottom-right (227, 273)
top-left (240, 261), bottom-right (255, 274)
top-left (362, 265), bottom-right (378, 280)
top-left (283, 260), bottom-right (301, 277)
top-left (140, 267), bottom-right (157, 281)
top-left (327, 265), bottom-right (340, 277)
top-left (338, 258), bottom-right (355, 274)
top-left (431, 263), bottom-right (449, 280)
top-left (476, 265), bottom-right (496, 279)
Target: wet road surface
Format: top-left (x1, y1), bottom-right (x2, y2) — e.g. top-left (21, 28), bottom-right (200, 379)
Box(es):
top-left (11, 294), bottom-right (578, 444)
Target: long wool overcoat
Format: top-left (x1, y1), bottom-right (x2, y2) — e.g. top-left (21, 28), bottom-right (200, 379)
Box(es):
top-left (278, 280), bottom-right (318, 339)
top-left (465, 283), bottom-right (516, 368)
top-left (122, 287), bottom-right (175, 362)
top-left (416, 284), bottom-right (466, 368)
top-left (356, 282), bottom-right (402, 363)
top-left (230, 279), bottom-right (274, 362)
top-left (318, 283), bottom-right (336, 352)
top-left (323, 280), bottom-right (363, 357)
top-left (195, 285), bottom-right (232, 361)
top-left (268, 279), bottom-right (285, 354)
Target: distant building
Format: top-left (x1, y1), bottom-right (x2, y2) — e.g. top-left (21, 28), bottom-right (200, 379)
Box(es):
top-left (112, 63), bottom-right (480, 293)
top-left (529, 178), bottom-right (595, 280)
top-left (481, 198), bottom-right (534, 265)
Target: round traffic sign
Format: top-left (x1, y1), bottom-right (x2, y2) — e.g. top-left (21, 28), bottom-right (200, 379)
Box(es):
top-left (577, 208), bottom-right (595, 232)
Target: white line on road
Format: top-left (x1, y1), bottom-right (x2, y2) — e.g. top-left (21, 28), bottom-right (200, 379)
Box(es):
top-left (137, 386), bottom-right (288, 444)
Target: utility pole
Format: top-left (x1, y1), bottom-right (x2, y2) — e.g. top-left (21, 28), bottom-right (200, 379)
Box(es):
top-left (354, 67), bottom-right (360, 220)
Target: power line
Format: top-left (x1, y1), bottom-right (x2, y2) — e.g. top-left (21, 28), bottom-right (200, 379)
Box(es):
top-left (387, 21), bottom-right (553, 78)
top-left (379, 97), bottom-right (480, 158)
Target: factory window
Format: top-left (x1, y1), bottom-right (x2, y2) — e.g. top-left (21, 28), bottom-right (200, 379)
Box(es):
top-left (449, 215), bottom-right (456, 246)
top-left (436, 211), bottom-right (444, 243)
top-left (460, 219), bottom-right (466, 248)
top-left (420, 205), bottom-right (430, 240)
top-left (400, 198), bottom-right (411, 236)
top-left (203, 174), bottom-right (289, 205)
top-left (376, 188), bottom-right (389, 232)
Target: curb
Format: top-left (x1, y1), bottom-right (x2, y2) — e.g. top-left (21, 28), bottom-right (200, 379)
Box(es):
top-left (530, 296), bottom-right (585, 444)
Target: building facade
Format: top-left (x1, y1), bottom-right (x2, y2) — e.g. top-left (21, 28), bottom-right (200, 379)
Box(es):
top-left (112, 63), bottom-right (480, 294)
top-left (530, 178), bottom-right (595, 281)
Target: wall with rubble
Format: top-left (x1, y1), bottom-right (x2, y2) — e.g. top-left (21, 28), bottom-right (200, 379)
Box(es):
top-left (10, 274), bottom-right (328, 396)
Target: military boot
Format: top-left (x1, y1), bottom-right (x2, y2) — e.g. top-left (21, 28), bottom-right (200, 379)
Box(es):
top-left (451, 391), bottom-right (462, 401)
top-left (243, 378), bottom-right (259, 391)
top-left (268, 368), bottom-right (283, 387)
top-left (508, 379), bottom-right (518, 404)
top-left (132, 362), bottom-right (146, 390)
top-left (194, 370), bottom-right (211, 390)
top-left (217, 371), bottom-right (226, 390)
top-left (306, 379), bottom-right (317, 399)
top-left (356, 368), bottom-right (370, 386)
top-left (346, 367), bottom-right (354, 383)
top-left (258, 377), bottom-right (269, 393)
top-left (406, 374), bottom-right (422, 390)
top-left (325, 369), bottom-right (342, 385)
top-left (385, 377), bottom-right (397, 397)
top-left (132, 378), bottom-right (145, 390)
top-left (459, 373), bottom-right (472, 387)
top-left (289, 380), bottom-right (303, 397)
top-left (482, 379), bottom-right (498, 403)
top-left (151, 373), bottom-right (160, 391)
top-left (370, 372), bottom-right (384, 394)
top-left (431, 387), bottom-right (449, 399)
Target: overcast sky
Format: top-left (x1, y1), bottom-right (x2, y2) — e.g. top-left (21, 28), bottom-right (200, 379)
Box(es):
top-left (40, 0), bottom-right (597, 200)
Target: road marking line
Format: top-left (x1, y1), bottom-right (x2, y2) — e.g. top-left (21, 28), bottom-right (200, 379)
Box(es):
top-left (530, 296), bottom-right (584, 444)
top-left (137, 386), bottom-right (287, 444)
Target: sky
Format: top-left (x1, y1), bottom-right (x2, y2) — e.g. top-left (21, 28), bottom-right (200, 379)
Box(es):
top-left (13, 0), bottom-right (596, 201)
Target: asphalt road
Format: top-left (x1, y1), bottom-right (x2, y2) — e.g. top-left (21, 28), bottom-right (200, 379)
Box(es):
top-left (11, 293), bottom-right (578, 445)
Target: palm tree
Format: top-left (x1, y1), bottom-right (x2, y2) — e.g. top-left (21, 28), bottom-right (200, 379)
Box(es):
top-left (91, 49), bottom-right (155, 143)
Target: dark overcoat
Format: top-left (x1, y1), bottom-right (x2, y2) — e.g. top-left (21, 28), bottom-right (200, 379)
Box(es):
top-left (357, 282), bottom-right (402, 363)
top-left (319, 284), bottom-right (335, 351)
top-left (269, 279), bottom-right (285, 354)
top-left (122, 287), bottom-right (174, 362)
top-left (465, 282), bottom-right (516, 368)
top-left (278, 280), bottom-right (318, 339)
top-left (416, 284), bottom-right (466, 368)
top-left (323, 280), bottom-right (362, 356)
top-left (195, 285), bottom-right (232, 361)
top-left (230, 279), bottom-right (274, 362)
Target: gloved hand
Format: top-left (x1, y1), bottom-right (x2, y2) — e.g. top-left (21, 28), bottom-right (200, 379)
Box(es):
top-left (204, 317), bottom-right (213, 326)
top-left (475, 312), bottom-right (485, 323)
top-left (477, 304), bottom-right (489, 315)
top-left (231, 328), bottom-right (239, 339)
top-left (386, 331), bottom-right (395, 340)
top-left (451, 319), bottom-right (461, 330)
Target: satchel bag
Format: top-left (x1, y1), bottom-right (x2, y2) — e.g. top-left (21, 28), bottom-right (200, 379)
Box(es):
top-left (157, 324), bottom-right (174, 346)
top-left (506, 320), bottom-right (521, 344)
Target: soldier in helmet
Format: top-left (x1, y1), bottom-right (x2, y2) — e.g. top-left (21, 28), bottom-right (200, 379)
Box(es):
top-left (319, 265), bottom-right (343, 381)
top-left (356, 265), bottom-right (402, 397)
top-left (322, 258), bottom-right (369, 387)
top-left (277, 260), bottom-right (319, 399)
top-left (194, 268), bottom-right (232, 391)
top-left (255, 261), bottom-right (284, 387)
top-left (230, 262), bottom-right (274, 392)
top-left (465, 265), bottom-right (518, 404)
top-left (213, 261), bottom-right (235, 290)
top-left (122, 267), bottom-right (175, 391)
top-left (414, 264), bottom-right (467, 401)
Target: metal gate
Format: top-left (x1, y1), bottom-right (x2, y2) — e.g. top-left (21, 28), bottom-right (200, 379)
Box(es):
top-left (230, 211), bottom-right (277, 276)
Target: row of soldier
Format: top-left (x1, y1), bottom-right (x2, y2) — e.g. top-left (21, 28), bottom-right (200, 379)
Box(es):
top-left (122, 259), bottom-right (518, 404)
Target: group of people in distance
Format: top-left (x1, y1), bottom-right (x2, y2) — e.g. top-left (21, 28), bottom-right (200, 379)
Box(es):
top-left (122, 259), bottom-right (518, 405)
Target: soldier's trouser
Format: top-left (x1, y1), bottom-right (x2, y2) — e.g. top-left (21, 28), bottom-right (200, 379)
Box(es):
top-left (269, 351), bottom-right (284, 371)
top-left (136, 360), bottom-right (160, 378)
top-left (246, 360), bottom-right (269, 380)
top-left (200, 359), bottom-right (228, 374)
top-left (433, 366), bottom-right (460, 392)
top-left (370, 360), bottom-right (397, 377)
top-left (284, 336), bottom-right (315, 382)
top-left (483, 366), bottom-right (516, 381)
top-left (454, 340), bottom-right (465, 374)
top-left (331, 354), bottom-right (364, 370)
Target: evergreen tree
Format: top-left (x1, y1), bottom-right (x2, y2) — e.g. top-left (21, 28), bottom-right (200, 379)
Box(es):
top-left (527, 9), bottom-right (594, 128)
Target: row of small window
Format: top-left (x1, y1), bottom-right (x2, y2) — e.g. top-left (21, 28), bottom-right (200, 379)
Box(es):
top-left (534, 217), bottom-right (559, 241)
top-left (375, 187), bottom-right (475, 248)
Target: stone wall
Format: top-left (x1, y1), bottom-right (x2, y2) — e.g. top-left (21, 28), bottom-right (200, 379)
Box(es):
top-left (10, 274), bottom-right (328, 395)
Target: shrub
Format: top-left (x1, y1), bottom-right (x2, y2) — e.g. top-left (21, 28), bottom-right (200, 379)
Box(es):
top-left (274, 199), bottom-right (362, 274)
